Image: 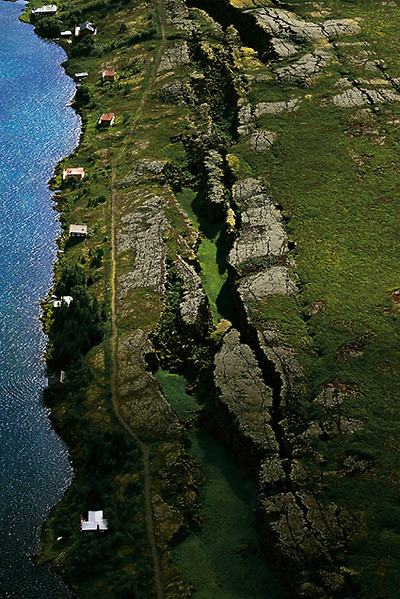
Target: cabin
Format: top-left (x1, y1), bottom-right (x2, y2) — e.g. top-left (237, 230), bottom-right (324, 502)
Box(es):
top-left (52, 296), bottom-right (73, 308)
top-left (81, 511), bottom-right (108, 532)
top-left (45, 371), bottom-right (66, 388)
top-left (63, 167), bottom-right (85, 180)
top-left (69, 224), bottom-right (88, 237)
top-left (75, 21), bottom-right (97, 38)
top-left (102, 69), bottom-right (116, 83)
top-left (31, 5), bottom-right (57, 19)
top-left (98, 113), bottom-right (115, 126)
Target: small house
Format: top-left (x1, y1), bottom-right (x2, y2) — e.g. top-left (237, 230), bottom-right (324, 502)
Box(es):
top-left (102, 69), bottom-right (116, 83)
top-left (75, 21), bottom-right (97, 38)
top-left (31, 5), bottom-right (57, 19)
top-left (45, 370), bottom-right (66, 388)
top-left (69, 224), bottom-right (88, 237)
top-left (52, 296), bottom-right (73, 308)
top-left (98, 113), bottom-right (115, 126)
top-left (63, 167), bottom-right (85, 180)
top-left (81, 511), bottom-right (108, 532)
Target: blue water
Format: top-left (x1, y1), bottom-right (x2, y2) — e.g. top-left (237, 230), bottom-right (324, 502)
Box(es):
top-left (0, 2), bottom-right (81, 596)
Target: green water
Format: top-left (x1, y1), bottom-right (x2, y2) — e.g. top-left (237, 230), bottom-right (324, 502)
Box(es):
top-left (176, 188), bottom-right (228, 325)
top-left (156, 370), bottom-right (286, 599)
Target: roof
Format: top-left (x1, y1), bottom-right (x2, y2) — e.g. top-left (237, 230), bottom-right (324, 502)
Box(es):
top-left (80, 21), bottom-right (96, 32)
top-left (69, 224), bottom-right (88, 235)
top-left (102, 69), bottom-right (116, 77)
top-left (75, 72), bottom-right (88, 78)
top-left (81, 511), bottom-right (108, 531)
top-left (63, 167), bottom-right (85, 179)
top-left (53, 296), bottom-right (73, 308)
top-left (32, 5), bottom-right (57, 14)
top-left (99, 113), bottom-right (114, 121)
top-left (61, 31), bottom-right (72, 37)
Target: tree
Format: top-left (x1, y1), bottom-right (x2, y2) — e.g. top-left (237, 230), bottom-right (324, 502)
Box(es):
top-left (74, 85), bottom-right (92, 107)
top-left (34, 17), bottom-right (62, 38)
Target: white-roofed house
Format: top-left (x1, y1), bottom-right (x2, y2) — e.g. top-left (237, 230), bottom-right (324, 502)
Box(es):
top-left (81, 511), bottom-right (108, 532)
top-left (69, 224), bottom-right (87, 238)
top-left (31, 5), bottom-right (57, 19)
top-left (52, 295), bottom-right (73, 308)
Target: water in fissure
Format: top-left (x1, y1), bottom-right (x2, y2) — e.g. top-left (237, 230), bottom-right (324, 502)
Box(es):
top-left (0, 2), bottom-right (80, 596)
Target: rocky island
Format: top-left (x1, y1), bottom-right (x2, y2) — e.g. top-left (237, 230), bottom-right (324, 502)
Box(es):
top-left (23, 0), bottom-right (400, 597)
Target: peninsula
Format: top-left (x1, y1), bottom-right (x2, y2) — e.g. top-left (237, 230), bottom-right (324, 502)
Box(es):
top-left (23, 0), bottom-right (400, 598)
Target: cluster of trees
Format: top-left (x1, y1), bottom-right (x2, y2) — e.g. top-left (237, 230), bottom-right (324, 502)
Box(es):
top-left (48, 264), bottom-right (104, 370)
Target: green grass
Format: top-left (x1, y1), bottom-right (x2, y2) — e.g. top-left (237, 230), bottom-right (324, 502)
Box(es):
top-left (173, 430), bottom-right (286, 599)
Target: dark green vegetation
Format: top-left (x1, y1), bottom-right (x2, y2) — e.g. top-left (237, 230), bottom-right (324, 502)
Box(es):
top-left (30, 0), bottom-right (400, 597)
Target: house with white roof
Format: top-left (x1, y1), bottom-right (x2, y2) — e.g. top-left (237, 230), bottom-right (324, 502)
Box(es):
top-left (31, 5), bottom-right (57, 19)
top-left (81, 511), bottom-right (108, 532)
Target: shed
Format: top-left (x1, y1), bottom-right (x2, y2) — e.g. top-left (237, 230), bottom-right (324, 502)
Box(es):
top-left (52, 296), bottom-right (73, 308)
top-left (98, 113), bottom-right (115, 126)
top-left (45, 370), bottom-right (66, 388)
top-left (31, 5), bottom-right (57, 19)
top-left (75, 21), bottom-right (97, 37)
top-left (69, 224), bottom-right (88, 237)
top-left (63, 167), bottom-right (85, 180)
top-left (81, 511), bottom-right (108, 532)
top-left (102, 69), bottom-right (116, 83)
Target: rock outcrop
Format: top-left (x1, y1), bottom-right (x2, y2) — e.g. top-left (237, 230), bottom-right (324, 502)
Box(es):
top-left (117, 192), bottom-right (168, 297)
top-left (213, 328), bottom-right (279, 458)
top-left (228, 178), bottom-right (288, 275)
top-left (118, 329), bottom-right (182, 440)
top-left (203, 149), bottom-right (227, 220)
top-left (176, 255), bottom-right (209, 335)
top-left (158, 42), bottom-right (190, 72)
top-left (247, 7), bottom-right (360, 45)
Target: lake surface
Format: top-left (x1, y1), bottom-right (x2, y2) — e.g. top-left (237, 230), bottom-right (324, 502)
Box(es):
top-left (0, 1), bottom-right (81, 596)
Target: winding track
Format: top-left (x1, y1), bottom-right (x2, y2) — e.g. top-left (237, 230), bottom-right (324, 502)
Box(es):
top-left (110, 0), bottom-right (167, 597)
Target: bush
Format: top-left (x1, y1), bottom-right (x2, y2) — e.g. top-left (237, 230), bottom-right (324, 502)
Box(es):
top-left (74, 85), bottom-right (92, 107)
top-left (34, 17), bottom-right (62, 38)
top-left (70, 35), bottom-right (96, 58)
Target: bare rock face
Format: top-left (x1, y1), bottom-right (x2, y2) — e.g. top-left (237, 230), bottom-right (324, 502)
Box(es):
top-left (203, 149), bottom-right (227, 219)
top-left (229, 179), bottom-right (288, 274)
top-left (270, 36), bottom-right (298, 59)
top-left (237, 102), bottom-right (255, 135)
top-left (158, 41), bottom-right (190, 72)
top-left (164, 0), bottom-right (196, 33)
top-left (238, 267), bottom-right (297, 304)
top-left (276, 50), bottom-right (332, 86)
top-left (118, 159), bottom-right (166, 187)
top-left (118, 329), bottom-right (181, 440)
top-left (214, 328), bottom-right (279, 454)
top-left (332, 86), bottom-right (400, 107)
top-left (254, 98), bottom-right (300, 116)
top-left (158, 81), bottom-right (195, 105)
top-left (247, 7), bottom-right (360, 44)
top-left (176, 255), bottom-right (209, 334)
top-left (313, 386), bottom-right (364, 437)
top-left (117, 192), bottom-right (168, 297)
top-left (249, 129), bottom-right (277, 153)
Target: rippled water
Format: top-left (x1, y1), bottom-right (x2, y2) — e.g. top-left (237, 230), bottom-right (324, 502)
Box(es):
top-left (0, 2), bottom-right (81, 596)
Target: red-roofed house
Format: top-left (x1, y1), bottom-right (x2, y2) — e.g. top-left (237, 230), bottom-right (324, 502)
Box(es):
top-left (98, 113), bottom-right (115, 126)
top-left (63, 167), bottom-right (85, 180)
top-left (102, 69), bottom-right (116, 82)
